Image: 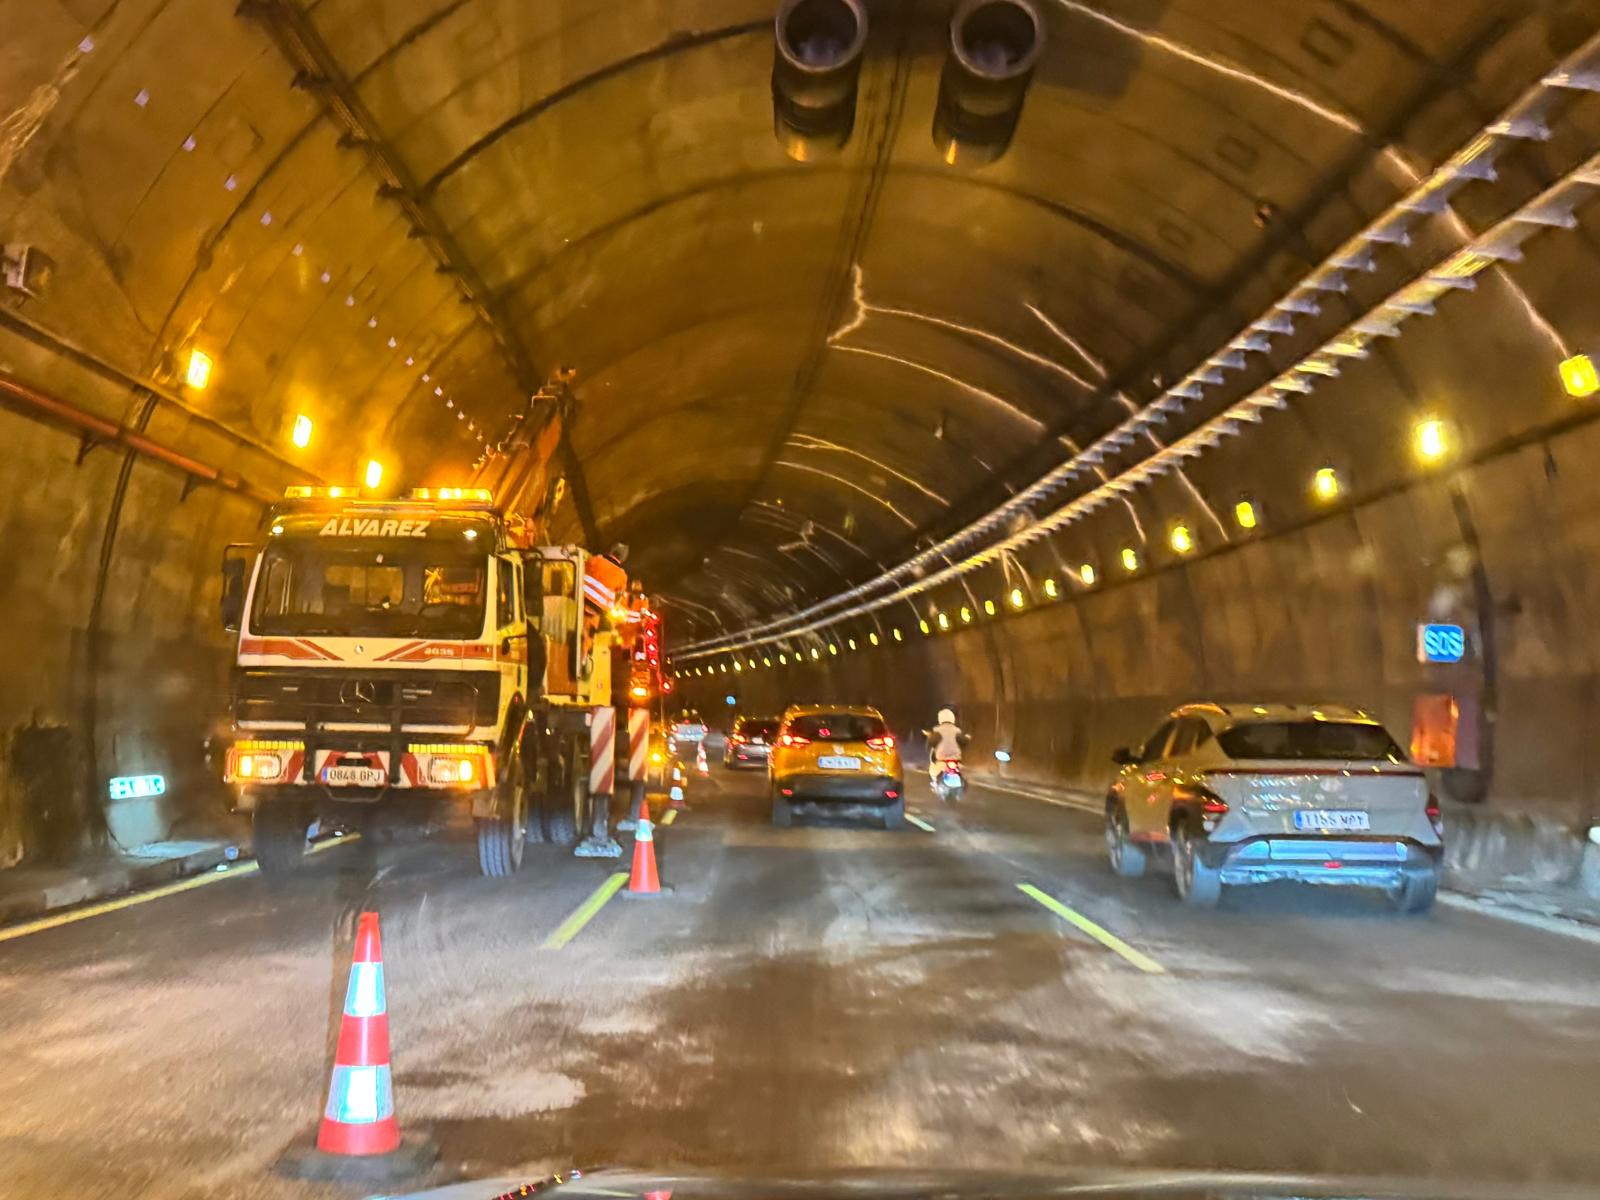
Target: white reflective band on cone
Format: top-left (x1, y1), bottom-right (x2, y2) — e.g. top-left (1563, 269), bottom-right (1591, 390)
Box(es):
top-left (669, 786), bottom-right (684, 801)
top-left (636, 820), bottom-right (653, 843)
top-left (344, 962), bottom-right (387, 1018)
top-left (325, 1064), bottom-right (394, 1124)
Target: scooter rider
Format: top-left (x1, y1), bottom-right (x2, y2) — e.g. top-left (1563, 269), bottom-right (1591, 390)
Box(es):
top-left (925, 708), bottom-right (968, 785)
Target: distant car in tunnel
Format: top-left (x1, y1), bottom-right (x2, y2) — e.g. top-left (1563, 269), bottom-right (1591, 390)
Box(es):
top-left (671, 711), bottom-right (708, 745)
top-left (1104, 703), bottom-right (1443, 912)
top-left (724, 715), bottom-right (780, 768)
top-left (769, 705), bottom-right (904, 829)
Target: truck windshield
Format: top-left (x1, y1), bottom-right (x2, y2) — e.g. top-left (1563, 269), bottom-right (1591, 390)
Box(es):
top-left (250, 539), bottom-right (488, 639)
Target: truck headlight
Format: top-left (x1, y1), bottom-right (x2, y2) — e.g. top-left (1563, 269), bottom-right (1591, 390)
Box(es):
top-left (428, 756), bottom-right (477, 785)
top-left (236, 752), bottom-right (282, 780)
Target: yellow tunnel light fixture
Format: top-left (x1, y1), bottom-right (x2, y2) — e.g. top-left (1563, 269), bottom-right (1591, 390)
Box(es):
top-left (1079, 563), bottom-right (1097, 586)
top-left (1312, 466), bottom-right (1341, 502)
top-left (847, 638), bottom-right (857, 651)
top-left (748, 658), bottom-right (757, 669)
top-left (1169, 524), bottom-right (1194, 555)
top-left (185, 347), bottom-right (213, 390)
top-left (892, 627), bottom-right (903, 641)
top-left (291, 413), bottom-right (313, 449)
top-left (1043, 578), bottom-right (1058, 599)
top-left (364, 459), bottom-right (385, 490)
top-left (983, 599), bottom-right (996, 616)
top-left (733, 661), bottom-right (742, 672)
top-left (960, 606), bottom-right (973, 624)
top-left (763, 656), bottom-right (772, 666)
top-left (934, 613), bottom-right (948, 632)
top-left (720, 662), bottom-right (729, 673)
top-left (810, 647), bottom-right (821, 660)
top-left (1009, 588), bottom-right (1025, 609)
top-left (629, 683), bottom-right (650, 700)
top-left (779, 653), bottom-right (788, 665)
top-left (1235, 499), bottom-right (1259, 530)
top-left (1414, 416), bottom-right (1448, 463)
top-left (1561, 353), bottom-right (1599, 398)
top-left (868, 631), bottom-right (879, 646)
top-left (1120, 547), bottom-right (1139, 573)
top-left (828, 643), bottom-right (838, 655)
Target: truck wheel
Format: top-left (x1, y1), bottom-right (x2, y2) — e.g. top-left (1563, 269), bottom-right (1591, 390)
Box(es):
top-left (254, 801), bottom-right (310, 876)
top-left (1389, 866), bottom-right (1438, 915)
top-left (477, 751), bottom-right (527, 877)
top-left (544, 738), bottom-right (586, 845)
top-left (1106, 803), bottom-right (1147, 878)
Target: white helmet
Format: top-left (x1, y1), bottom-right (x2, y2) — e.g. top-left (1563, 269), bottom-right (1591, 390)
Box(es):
top-left (937, 708), bottom-right (956, 725)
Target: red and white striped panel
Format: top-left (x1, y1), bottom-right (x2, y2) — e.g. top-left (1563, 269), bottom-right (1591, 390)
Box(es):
top-left (627, 708), bottom-right (649, 780)
top-left (589, 706), bottom-right (616, 795)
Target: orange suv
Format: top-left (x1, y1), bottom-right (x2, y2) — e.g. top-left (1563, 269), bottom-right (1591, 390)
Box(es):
top-left (768, 704), bottom-right (904, 829)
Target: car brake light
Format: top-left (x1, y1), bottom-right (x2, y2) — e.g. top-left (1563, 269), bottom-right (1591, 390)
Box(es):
top-left (1176, 782), bottom-right (1228, 831)
top-left (780, 733), bottom-right (810, 747)
top-left (730, 734), bottom-right (745, 744)
top-left (1425, 794), bottom-right (1444, 837)
top-left (885, 789), bottom-right (899, 799)
top-left (866, 735), bottom-right (895, 750)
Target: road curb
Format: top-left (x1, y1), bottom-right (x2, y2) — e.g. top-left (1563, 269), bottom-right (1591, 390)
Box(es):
top-left (0, 843), bottom-right (237, 930)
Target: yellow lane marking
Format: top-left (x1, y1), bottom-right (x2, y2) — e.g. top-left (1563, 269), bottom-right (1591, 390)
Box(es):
top-left (1017, 882), bottom-right (1166, 975)
top-left (542, 871), bottom-right (629, 950)
top-left (905, 813), bottom-right (936, 833)
top-left (661, 809), bottom-right (678, 826)
top-left (0, 833), bottom-right (360, 944)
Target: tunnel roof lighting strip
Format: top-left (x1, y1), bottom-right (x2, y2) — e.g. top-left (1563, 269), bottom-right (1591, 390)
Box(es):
top-left (677, 30), bottom-right (1600, 660)
top-left (680, 141), bottom-right (1600, 658)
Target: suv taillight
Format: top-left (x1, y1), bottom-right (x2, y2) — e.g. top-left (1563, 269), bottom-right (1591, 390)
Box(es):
top-left (780, 733), bottom-right (810, 747)
top-left (866, 735), bottom-right (895, 751)
top-left (1425, 794), bottom-right (1444, 837)
top-left (1176, 782), bottom-right (1228, 831)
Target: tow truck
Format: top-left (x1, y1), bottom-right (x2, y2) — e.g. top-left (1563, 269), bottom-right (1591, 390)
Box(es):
top-left (218, 485), bottom-right (628, 877)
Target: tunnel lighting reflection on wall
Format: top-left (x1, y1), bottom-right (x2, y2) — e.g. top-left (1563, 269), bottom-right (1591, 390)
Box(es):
top-left (1009, 587), bottom-right (1025, 609)
top-left (1120, 548), bottom-right (1139, 573)
top-left (1169, 525), bottom-right (1194, 555)
top-left (1079, 563), bottom-right (1096, 586)
top-left (1414, 417), bottom-right (1448, 463)
top-left (185, 348), bottom-right (213, 390)
top-left (1560, 354), bottom-right (1599, 398)
top-left (1235, 499), bottom-right (1258, 530)
top-left (364, 459), bottom-right (384, 489)
top-left (1312, 467), bottom-right (1341, 502)
top-left (1043, 578), bottom-right (1058, 598)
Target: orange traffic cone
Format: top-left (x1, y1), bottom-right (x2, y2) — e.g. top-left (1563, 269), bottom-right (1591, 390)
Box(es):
top-left (624, 812), bottom-right (662, 897)
top-left (696, 742), bottom-right (708, 775)
top-left (278, 912), bottom-right (436, 1182)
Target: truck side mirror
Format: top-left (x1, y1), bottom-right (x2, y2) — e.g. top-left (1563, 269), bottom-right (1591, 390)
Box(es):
top-left (220, 558), bottom-right (246, 632)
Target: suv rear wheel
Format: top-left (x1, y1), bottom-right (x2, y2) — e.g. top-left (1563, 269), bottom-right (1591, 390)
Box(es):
top-left (1388, 866), bottom-right (1438, 914)
top-left (1172, 822), bottom-right (1222, 908)
top-left (1105, 803), bottom-right (1146, 878)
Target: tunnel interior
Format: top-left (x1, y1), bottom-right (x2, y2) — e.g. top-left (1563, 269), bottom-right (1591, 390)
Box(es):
top-left (7, 0), bottom-right (1600, 858)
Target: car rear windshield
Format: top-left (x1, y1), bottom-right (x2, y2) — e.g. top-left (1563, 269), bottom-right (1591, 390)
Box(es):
top-left (738, 719), bottom-right (780, 738)
top-left (1218, 720), bottom-right (1405, 763)
top-left (790, 713), bottom-right (887, 741)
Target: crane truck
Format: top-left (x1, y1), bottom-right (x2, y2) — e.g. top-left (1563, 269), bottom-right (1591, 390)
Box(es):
top-left (217, 485), bottom-right (629, 876)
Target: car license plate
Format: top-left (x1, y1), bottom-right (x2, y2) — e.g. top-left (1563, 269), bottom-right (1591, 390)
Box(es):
top-left (324, 765), bottom-right (384, 787)
top-left (817, 755), bottom-right (861, 770)
top-left (1293, 809), bottom-right (1370, 831)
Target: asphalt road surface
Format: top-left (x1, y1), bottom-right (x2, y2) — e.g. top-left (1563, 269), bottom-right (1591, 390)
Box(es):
top-left (2, 761), bottom-right (1597, 1199)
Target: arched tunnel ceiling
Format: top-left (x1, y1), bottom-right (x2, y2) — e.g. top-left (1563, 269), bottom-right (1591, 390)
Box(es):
top-left (5, 0), bottom-right (1596, 639)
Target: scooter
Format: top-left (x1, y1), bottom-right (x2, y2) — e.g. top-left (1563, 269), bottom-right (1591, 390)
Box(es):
top-left (932, 758), bottom-right (965, 803)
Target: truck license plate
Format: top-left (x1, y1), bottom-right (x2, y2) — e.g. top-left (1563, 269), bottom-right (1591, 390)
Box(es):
top-left (1293, 809), bottom-right (1370, 831)
top-left (324, 765), bottom-right (384, 787)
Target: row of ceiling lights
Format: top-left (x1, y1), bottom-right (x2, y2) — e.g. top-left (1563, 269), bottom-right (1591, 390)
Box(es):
top-left (670, 415), bottom-right (1477, 674)
top-left (97, 35), bottom-right (489, 476)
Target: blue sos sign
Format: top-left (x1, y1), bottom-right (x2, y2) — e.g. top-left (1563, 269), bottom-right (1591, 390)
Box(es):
top-left (1417, 623), bottom-right (1466, 664)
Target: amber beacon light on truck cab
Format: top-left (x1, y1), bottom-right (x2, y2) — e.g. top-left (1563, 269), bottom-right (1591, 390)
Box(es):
top-left (218, 485), bottom-right (644, 877)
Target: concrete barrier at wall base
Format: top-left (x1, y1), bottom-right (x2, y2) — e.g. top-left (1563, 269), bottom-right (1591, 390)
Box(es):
top-left (1441, 804), bottom-right (1588, 889)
